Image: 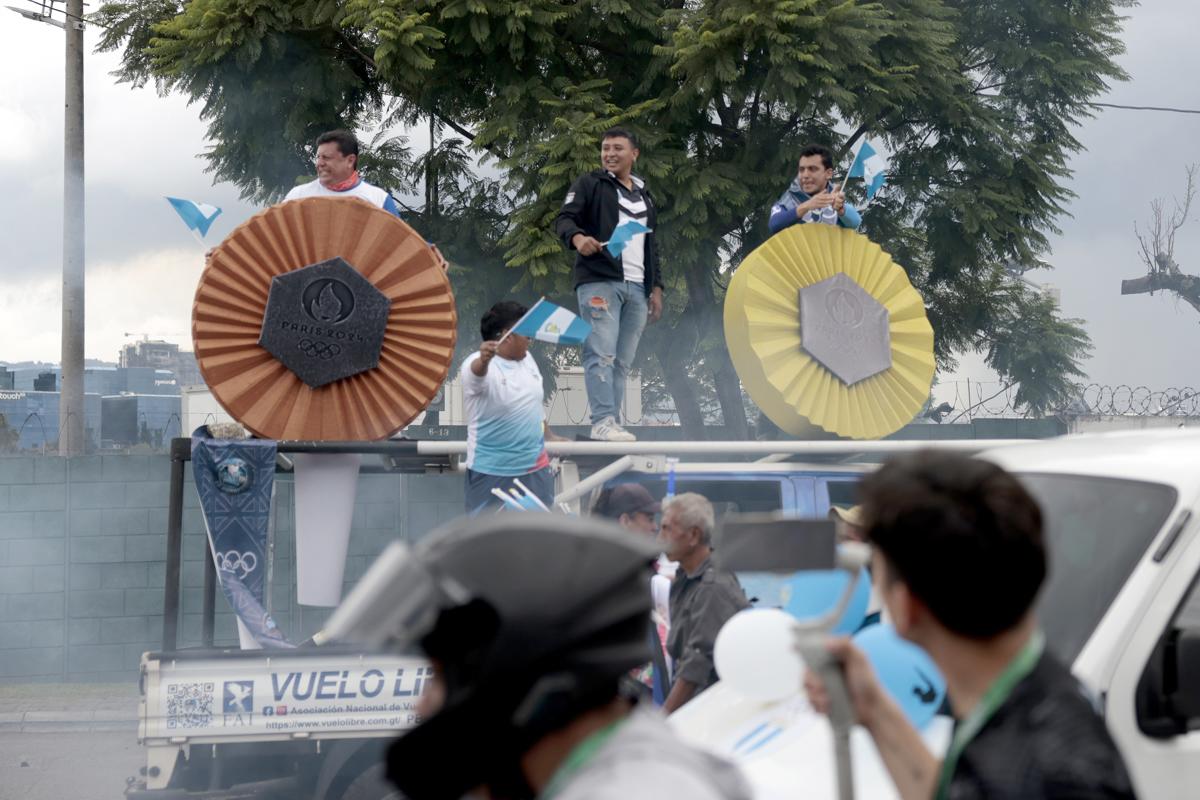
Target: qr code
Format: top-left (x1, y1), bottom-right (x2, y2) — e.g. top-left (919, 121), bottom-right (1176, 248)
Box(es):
top-left (166, 682), bottom-right (215, 729)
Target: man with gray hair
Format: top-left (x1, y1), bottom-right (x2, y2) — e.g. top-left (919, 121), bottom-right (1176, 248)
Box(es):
top-left (658, 492), bottom-right (749, 712)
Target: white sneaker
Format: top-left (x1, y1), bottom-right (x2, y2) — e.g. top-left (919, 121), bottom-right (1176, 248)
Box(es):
top-left (589, 416), bottom-right (636, 442)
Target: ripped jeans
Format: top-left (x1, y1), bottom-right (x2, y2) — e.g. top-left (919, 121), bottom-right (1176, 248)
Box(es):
top-left (576, 281), bottom-right (648, 425)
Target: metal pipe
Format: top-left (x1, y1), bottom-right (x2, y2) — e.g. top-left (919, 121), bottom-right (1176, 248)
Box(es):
top-left (418, 439), bottom-right (1023, 458)
top-left (553, 455), bottom-right (635, 507)
top-left (162, 439), bottom-right (187, 652)
top-left (202, 546), bottom-right (216, 647)
top-left (179, 437), bottom-right (1025, 459)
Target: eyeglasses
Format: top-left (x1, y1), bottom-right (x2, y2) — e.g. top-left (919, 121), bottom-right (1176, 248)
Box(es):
top-left (312, 154), bottom-right (347, 164)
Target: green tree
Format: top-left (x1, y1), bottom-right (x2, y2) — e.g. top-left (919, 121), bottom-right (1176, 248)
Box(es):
top-left (97, 0), bottom-right (1124, 434)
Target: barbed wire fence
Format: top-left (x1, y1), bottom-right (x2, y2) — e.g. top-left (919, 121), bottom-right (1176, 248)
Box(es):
top-left (941, 382), bottom-right (1200, 421)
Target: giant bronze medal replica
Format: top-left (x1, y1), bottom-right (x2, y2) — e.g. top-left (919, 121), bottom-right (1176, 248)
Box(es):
top-left (725, 224), bottom-right (935, 439)
top-left (192, 197), bottom-right (457, 615)
top-left (193, 196), bottom-right (457, 440)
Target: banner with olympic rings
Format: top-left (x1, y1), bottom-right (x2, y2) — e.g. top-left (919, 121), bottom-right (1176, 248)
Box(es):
top-left (192, 427), bottom-right (292, 649)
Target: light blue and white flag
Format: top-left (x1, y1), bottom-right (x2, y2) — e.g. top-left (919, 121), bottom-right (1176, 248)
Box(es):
top-left (509, 298), bottom-right (592, 346)
top-left (604, 220), bottom-right (651, 257)
top-left (165, 196), bottom-right (223, 238)
top-left (847, 139), bottom-right (889, 200)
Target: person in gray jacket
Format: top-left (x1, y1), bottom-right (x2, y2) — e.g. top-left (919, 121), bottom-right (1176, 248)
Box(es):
top-left (383, 513), bottom-right (751, 800)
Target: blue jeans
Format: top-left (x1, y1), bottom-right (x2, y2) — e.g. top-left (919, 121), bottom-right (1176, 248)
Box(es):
top-left (577, 281), bottom-right (648, 425)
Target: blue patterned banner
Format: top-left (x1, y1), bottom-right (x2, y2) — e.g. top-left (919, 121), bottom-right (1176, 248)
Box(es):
top-left (192, 428), bottom-right (292, 648)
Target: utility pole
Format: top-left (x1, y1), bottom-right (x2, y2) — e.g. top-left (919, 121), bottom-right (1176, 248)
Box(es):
top-left (60, 0), bottom-right (86, 455)
top-left (5, 2), bottom-right (85, 453)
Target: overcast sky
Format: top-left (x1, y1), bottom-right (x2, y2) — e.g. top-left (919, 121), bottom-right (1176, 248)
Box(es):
top-left (1, 3), bottom-right (1198, 403)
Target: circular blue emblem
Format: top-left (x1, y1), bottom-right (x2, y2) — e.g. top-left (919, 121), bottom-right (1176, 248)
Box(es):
top-left (214, 457), bottom-right (253, 494)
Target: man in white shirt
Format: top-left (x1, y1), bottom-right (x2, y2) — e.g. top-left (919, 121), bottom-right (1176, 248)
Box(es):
top-left (461, 301), bottom-right (563, 514)
top-left (280, 128), bottom-right (447, 270)
top-left (284, 129), bottom-right (405, 215)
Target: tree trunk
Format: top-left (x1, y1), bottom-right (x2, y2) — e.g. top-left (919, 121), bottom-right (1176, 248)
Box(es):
top-left (711, 347), bottom-right (750, 439)
top-left (1121, 271), bottom-right (1200, 315)
top-left (656, 342), bottom-right (707, 438)
top-left (679, 244), bottom-right (750, 439)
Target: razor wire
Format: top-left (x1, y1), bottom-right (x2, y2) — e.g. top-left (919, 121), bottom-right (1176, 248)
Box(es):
top-left (942, 382), bottom-right (1200, 420)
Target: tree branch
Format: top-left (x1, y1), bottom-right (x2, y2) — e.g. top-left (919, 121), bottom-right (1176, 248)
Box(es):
top-left (335, 30), bottom-right (506, 159)
top-left (1121, 271), bottom-right (1200, 315)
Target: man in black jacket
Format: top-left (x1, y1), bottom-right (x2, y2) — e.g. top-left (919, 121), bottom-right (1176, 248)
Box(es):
top-left (554, 128), bottom-right (663, 442)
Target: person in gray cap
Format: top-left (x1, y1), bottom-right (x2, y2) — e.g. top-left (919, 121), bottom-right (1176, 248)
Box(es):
top-left (347, 514), bottom-right (750, 800)
top-left (592, 483), bottom-right (662, 538)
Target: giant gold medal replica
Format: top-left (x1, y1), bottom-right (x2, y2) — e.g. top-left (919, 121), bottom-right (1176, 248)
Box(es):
top-left (193, 196), bottom-right (457, 441)
top-left (725, 224), bottom-right (934, 439)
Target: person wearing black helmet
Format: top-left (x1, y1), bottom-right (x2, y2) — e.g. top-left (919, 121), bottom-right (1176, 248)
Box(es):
top-left (360, 514), bottom-right (749, 800)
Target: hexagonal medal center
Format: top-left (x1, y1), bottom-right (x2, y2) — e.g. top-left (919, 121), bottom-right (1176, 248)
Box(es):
top-left (798, 272), bottom-right (891, 386)
top-left (258, 257), bottom-right (391, 388)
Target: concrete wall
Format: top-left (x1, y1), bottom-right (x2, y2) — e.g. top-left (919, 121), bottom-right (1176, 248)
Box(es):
top-left (0, 455), bottom-right (464, 683)
top-left (1067, 415), bottom-right (1199, 434)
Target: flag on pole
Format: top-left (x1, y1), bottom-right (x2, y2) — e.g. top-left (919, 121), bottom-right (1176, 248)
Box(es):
top-left (165, 197), bottom-right (223, 237)
top-left (604, 220), bottom-right (651, 257)
top-left (509, 298), bottom-right (592, 345)
top-left (847, 140), bottom-right (889, 200)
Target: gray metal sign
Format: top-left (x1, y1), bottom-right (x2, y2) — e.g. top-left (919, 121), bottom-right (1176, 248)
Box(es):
top-left (258, 257), bottom-right (391, 388)
top-left (798, 272), bottom-right (891, 386)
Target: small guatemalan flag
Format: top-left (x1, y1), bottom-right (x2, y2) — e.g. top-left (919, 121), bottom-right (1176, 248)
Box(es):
top-left (847, 139), bottom-right (889, 201)
top-left (510, 298), bottom-right (592, 346)
top-left (165, 196), bottom-right (223, 238)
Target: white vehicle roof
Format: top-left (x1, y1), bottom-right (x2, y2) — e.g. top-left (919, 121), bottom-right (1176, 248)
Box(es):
top-left (981, 428), bottom-right (1200, 491)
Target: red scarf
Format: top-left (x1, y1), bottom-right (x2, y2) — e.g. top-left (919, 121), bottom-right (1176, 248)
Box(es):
top-left (326, 170), bottom-right (360, 192)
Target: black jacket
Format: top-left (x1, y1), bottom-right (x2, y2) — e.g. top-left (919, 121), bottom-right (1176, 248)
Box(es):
top-left (553, 169), bottom-right (663, 296)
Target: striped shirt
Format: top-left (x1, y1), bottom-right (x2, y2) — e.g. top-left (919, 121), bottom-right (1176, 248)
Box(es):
top-left (613, 175), bottom-right (650, 284)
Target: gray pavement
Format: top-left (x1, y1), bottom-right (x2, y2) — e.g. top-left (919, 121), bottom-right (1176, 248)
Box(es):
top-left (0, 682), bottom-right (139, 733)
top-left (0, 730), bottom-right (142, 800)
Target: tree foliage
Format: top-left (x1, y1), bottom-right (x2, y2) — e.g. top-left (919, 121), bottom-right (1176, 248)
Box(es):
top-left (95, 0), bottom-right (1129, 431)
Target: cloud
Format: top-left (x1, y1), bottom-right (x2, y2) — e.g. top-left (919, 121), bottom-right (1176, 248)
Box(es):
top-left (0, 247), bottom-right (204, 362)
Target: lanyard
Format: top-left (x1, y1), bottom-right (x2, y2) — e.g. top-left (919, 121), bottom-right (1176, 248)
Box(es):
top-left (539, 717), bottom-right (626, 800)
top-left (933, 631), bottom-right (1045, 800)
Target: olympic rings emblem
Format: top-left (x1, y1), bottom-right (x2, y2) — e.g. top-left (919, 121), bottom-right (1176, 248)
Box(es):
top-left (298, 338), bottom-right (342, 360)
top-left (217, 550), bottom-right (258, 579)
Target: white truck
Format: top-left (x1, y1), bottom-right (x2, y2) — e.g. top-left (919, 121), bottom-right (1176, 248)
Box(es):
top-left (130, 432), bottom-right (1200, 798)
top-left (673, 429), bottom-right (1200, 799)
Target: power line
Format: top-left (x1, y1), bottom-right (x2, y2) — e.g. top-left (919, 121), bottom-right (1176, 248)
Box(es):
top-left (1089, 101), bottom-right (1200, 115)
top-left (980, 92), bottom-right (1200, 116)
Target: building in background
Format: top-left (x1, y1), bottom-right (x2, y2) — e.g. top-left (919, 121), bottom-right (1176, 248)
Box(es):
top-left (0, 390), bottom-right (102, 451)
top-left (100, 394), bottom-right (184, 448)
top-left (9, 365), bottom-right (183, 396)
top-left (120, 338), bottom-right (202, 386)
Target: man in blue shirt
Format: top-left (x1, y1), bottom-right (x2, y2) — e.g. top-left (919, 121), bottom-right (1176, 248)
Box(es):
top-left (768, 144), bottom-right (862, 235)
